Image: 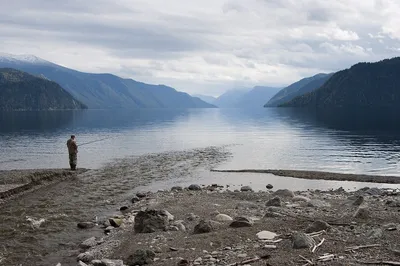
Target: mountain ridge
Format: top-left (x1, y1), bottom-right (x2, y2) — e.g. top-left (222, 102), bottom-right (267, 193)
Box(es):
top-left (281, 57), bottom-right (400, 111)
top-left (0, 68), bottom-right (87, 111)
top-left (265, 73), bottom-right (332, 107)
top-left (0, 54), bottom-right (215, 109)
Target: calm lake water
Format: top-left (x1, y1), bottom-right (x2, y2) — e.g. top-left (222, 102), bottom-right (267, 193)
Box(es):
top-left (1, 108), bottom-right (400, 176)
top-left (1, 107), bottom-right (400, 266)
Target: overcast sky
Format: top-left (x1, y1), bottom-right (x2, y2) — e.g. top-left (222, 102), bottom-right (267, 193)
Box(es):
top-left (1, 0), bottom-right (400, 96)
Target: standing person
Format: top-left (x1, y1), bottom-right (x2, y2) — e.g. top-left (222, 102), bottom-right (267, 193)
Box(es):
top-left (66, 135), bottom-right (78, 170)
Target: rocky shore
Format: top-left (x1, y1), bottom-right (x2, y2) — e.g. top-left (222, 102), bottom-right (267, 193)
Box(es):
top-left (72, 184), bottom-right (400, 266)
top-left (1, 146), bottom-right (400, 266)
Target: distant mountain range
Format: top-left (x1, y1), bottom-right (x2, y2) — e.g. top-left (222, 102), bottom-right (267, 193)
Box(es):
top-left (282, 57), bottom-right (400, 111)
top-left (0, 68), bottom-right (86, 111)
top-left (193, 94), bottom-right (217, 105)
top-left (0, 53), bottom-right (214, 109)
top-left (265, 73), bottom-right (333, 107)
top-left (203, 86), bottom-right (281, 108)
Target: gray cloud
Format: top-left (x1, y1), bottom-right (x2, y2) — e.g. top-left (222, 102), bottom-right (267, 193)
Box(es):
top-left (1, 0), bottom-right (400, 96)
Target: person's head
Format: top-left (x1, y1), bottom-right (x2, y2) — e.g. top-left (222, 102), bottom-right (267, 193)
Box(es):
top-left (71, 135), bottom-right (75, 140)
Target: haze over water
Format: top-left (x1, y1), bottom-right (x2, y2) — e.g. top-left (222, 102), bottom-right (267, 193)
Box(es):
top-left (1, 108), bottom-right (400, 176)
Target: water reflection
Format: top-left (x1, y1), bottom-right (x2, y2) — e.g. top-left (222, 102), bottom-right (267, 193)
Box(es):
top-left (1, 108), bottom-right (400, 175)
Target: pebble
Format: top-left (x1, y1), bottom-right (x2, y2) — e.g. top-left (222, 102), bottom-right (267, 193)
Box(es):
top-left (77, 221), bottom-right (95, 229)
top-left (256, 230), bottom-right (278, 240)
top-left (292, 196), bottom-right (311, 202)
top-left (305, 220), bottom-right (331, 233)
top-left (240, 186), bottom-right (253, 192)
top-left (292, 232), bottom-right (315, 249)
top-left (188, 184), bottom-right (202, 191)
top-left (266, 184), bottom-right (273, 189)
top-left (79, 237), bottom-right (97, 250)
top-left (136, 191), bottom-right (147, 198)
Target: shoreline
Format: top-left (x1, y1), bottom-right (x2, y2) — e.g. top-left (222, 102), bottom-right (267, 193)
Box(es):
top-left (211, 169), bottom-right (400, 184)
top-left (0, 147), bottom-right (399, 266)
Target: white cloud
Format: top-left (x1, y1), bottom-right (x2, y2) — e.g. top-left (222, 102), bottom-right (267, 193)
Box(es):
top-left (1, 0), bottom-right (400, 95)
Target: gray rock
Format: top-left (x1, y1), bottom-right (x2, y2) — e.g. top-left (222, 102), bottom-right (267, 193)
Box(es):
top-left (240, 186), bottom-right (253, 192)
top-left (264, 211), bottom-right (283, 218)
top-left (305, 220), bottom-right (331, 233)
top-left (186, 213), bottom-right (199, 221)
top-left (266, 197), bottom-right (282, 207)
top-left (230, 216), bottom-right (254, 228)
top-left (266, 184), bottom-right (273, 189)
top-left (120, 206), bottom-right (129, 211)
top-left (136, 191), bottom-right (147, 198)
top-left (194, 220), bottom-right (214, 234)
top-left (109, 218), bottom-right (123, 228)
top-left (171, 220), bottom-right (186, 232)
top-left (92, 259), bottom-right (125, 266)
top-left (383, 223), bottom-right (399, 231)
top-left (292, 196), bottom-right (311, 202)
top-left (126, 249), bottom-right (155, 266)
top-left (188, 184), bottom-right (202, 191)
top-left (171, 186), bottom-right (183, 191)
top-left (273, 189), bottom-right (295, 198)
top-left (79, 237), bottom-right (97, 250)
top-left (307, 199), bottom-right (331, 208)
top-left (178, 259), bottom-right (190, 266)
top-left (386, 200), bottom-right (400, 207)
top-left (131, 196), bottom-right (141, 204)
top-left (353, 207), bottom-right (370, 219)
top-left (352, 196), bottom-right (364, 206)
top-left (162, 210), bottom-right (174, 221)
top-left (77, 222), bottom-right (95, 229)
top-left (365, 188), bottom-right (382, 196)
top-left (77, 252), bottom-right (94, 263)
top-left (215, 214), bottom-right (233, 222)
top-left (78, 261), bottom-right (89, 266)
top-left (366, 228), bottom-right (383, 239)
top-left (292, 232), bottom-right (315, 249)
top-left (134, 209), bottom-right (169, 233)
top-left (104, 226), bottom-right (114, 234)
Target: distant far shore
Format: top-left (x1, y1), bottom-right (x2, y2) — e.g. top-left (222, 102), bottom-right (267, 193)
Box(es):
top-left (211, 169), bottom-right (400, 184)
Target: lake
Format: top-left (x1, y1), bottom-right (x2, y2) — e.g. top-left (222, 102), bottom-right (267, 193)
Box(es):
top-left (1, 108), bottom-right (400, 176)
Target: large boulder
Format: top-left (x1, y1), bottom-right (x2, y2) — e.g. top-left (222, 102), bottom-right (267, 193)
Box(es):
top-left (266, 197), bottom-right (282, 207)
top-left (126, 249), bottom-right (155, 266)
top-left (134, 209), bottom-right (169, 233)
top-left (230, 216), bottom-right (254, 228)
top-left (193, 220), bottom-right (214, 234)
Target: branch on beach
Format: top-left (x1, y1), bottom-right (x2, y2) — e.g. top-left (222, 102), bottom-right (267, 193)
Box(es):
top-left (356, 261), bottom-right (400, 265)
top-left (345, 244), bottom-right (381, 252)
